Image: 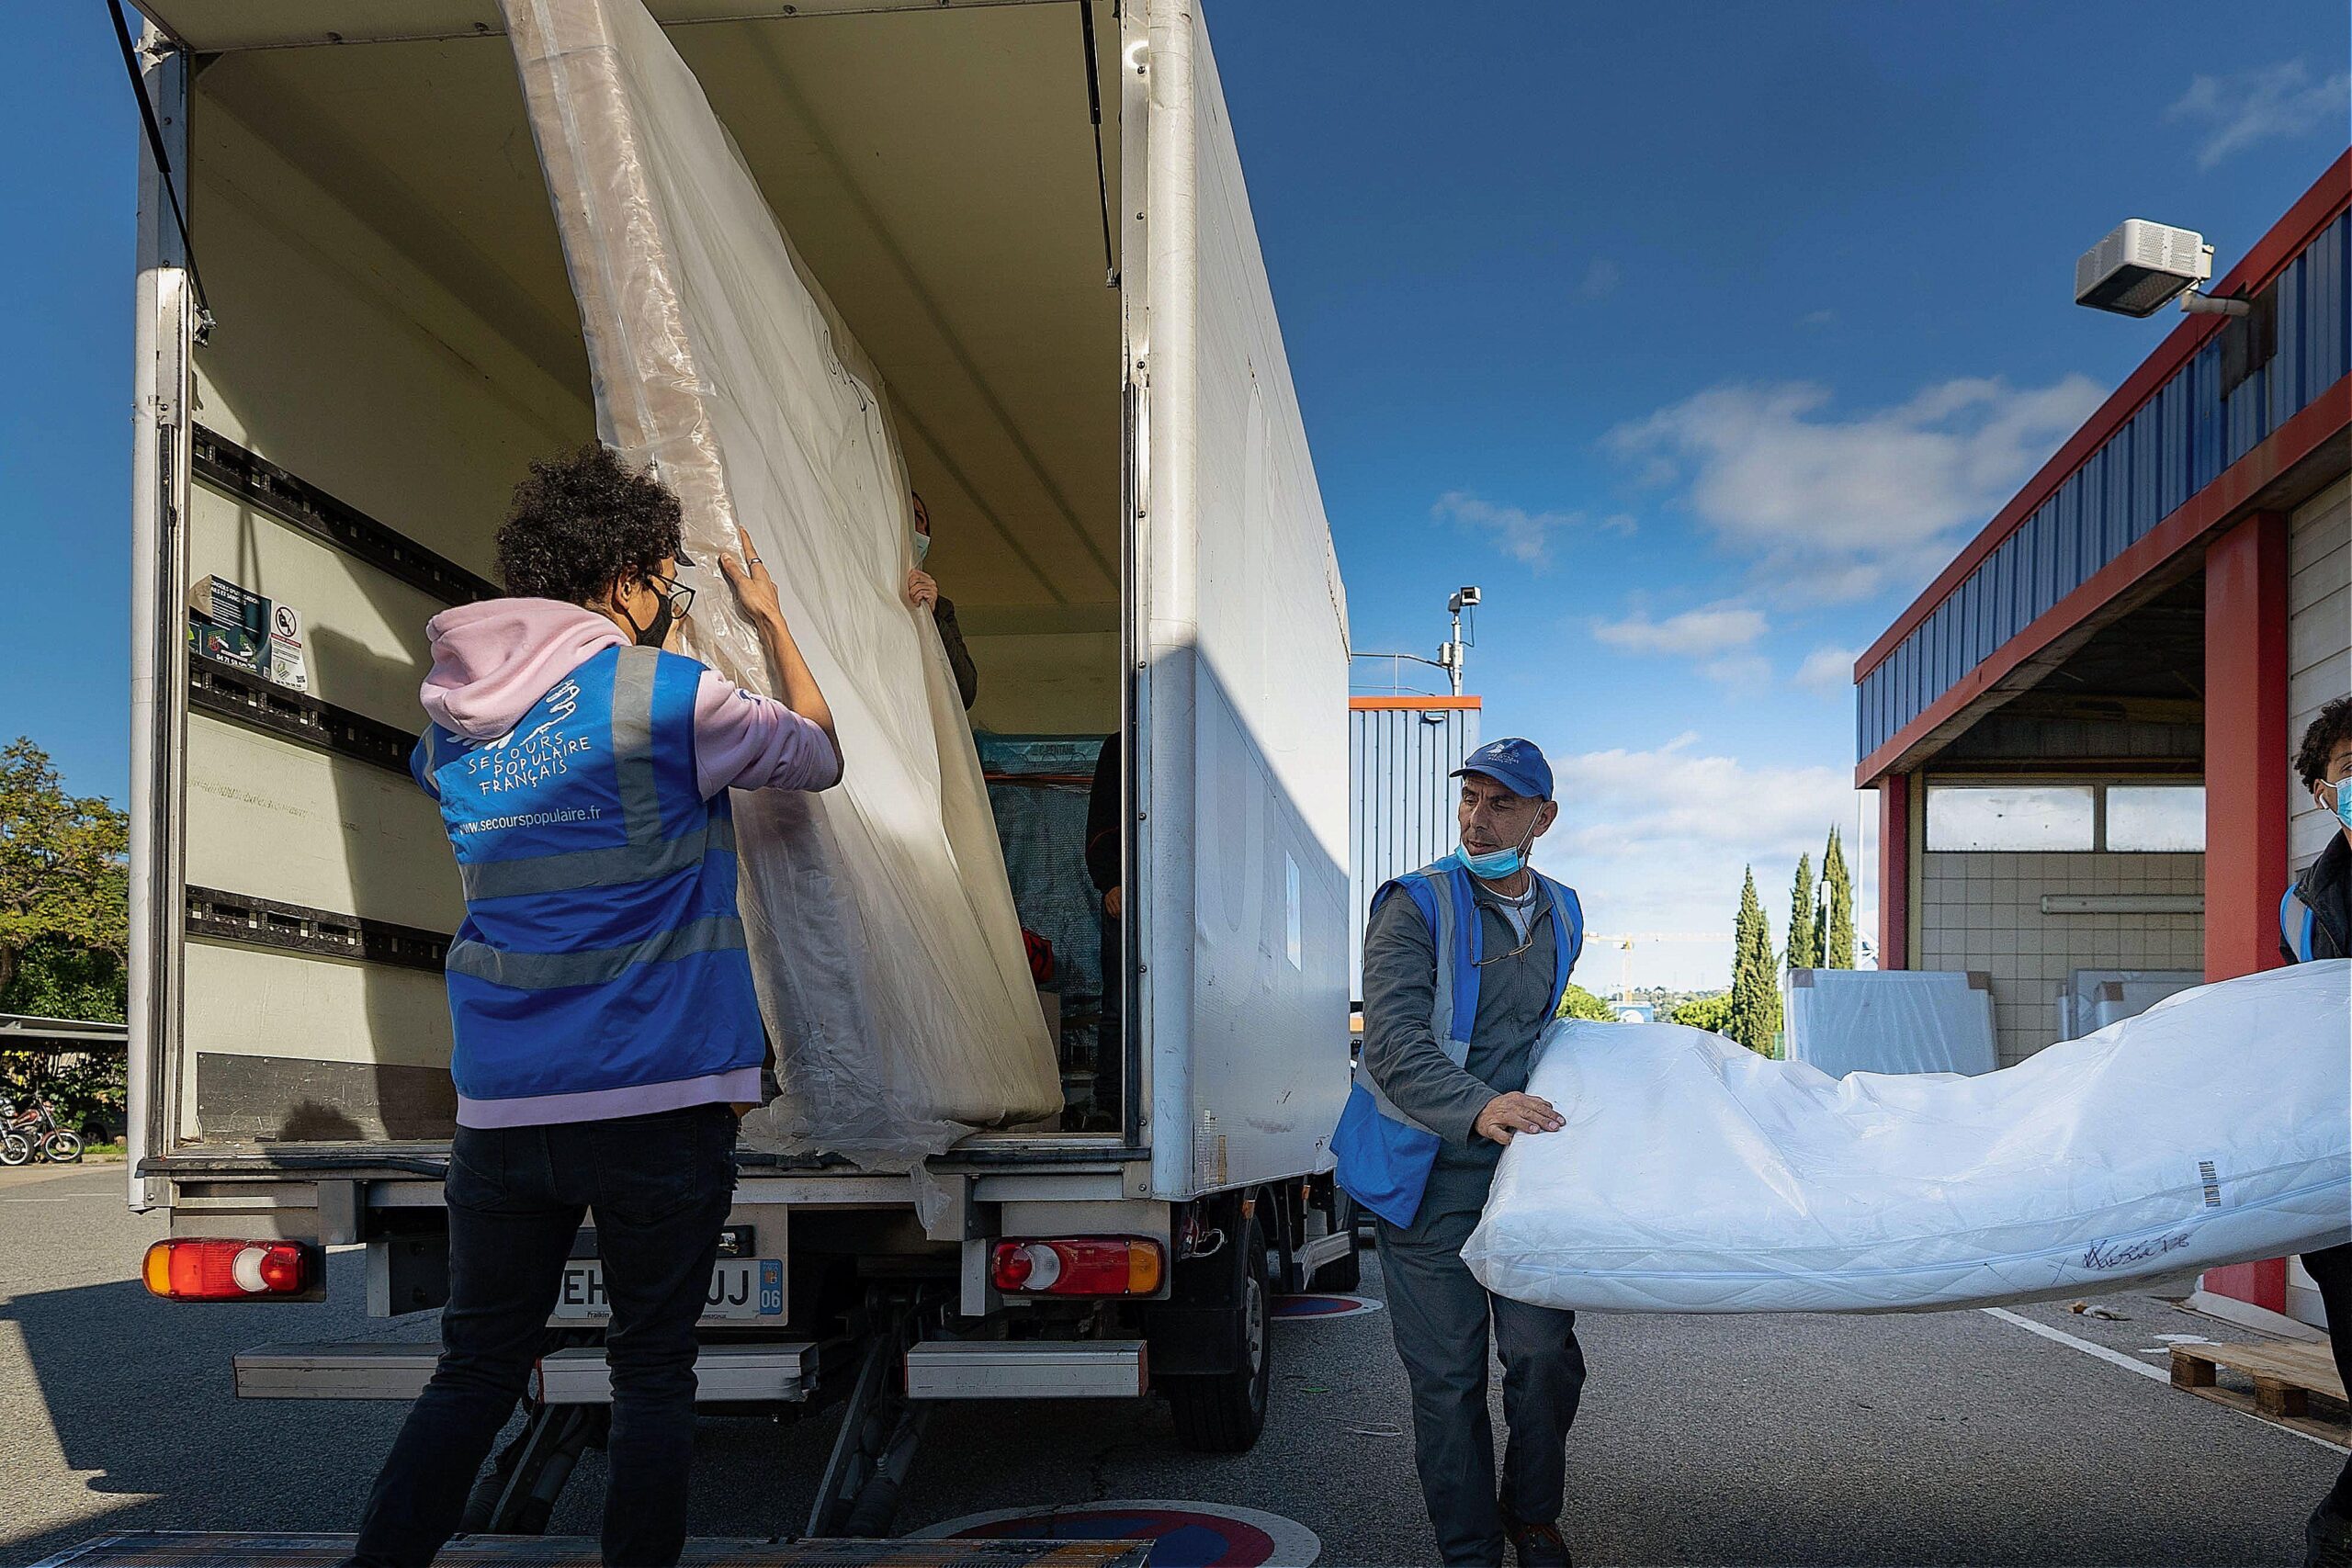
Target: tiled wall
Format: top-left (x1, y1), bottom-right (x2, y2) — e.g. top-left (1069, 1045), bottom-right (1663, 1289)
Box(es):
top-left (1917, 851), bottom-right (2204, 1066)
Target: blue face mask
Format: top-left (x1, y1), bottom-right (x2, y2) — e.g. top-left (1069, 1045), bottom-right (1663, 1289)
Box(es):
top-left (912, 532), bottom-right (932, 567)
top-left (2332, 779), bottom-right (2352, 832)
top-left (1454, 843), bottom-right (1524, 879)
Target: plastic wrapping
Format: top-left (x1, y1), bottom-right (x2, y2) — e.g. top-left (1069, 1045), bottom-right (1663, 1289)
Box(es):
top-left (978, 735), bottom-right (1111, 1059)
top-left (502, 0), bottom-right (1062, 1166)
top-left (1783, 968), bottom-right (1997, 1077)
top-left (1464, 961), bottom-right (2352, 1314)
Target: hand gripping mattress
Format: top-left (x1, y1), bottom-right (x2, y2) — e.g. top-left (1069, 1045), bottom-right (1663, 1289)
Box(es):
top-left (502, 0), bottom-right (1063, 1166)
top-left (1464, 961), bottom-right (2352, 1314)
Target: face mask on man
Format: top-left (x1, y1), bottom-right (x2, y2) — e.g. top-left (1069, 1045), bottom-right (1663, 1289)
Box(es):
top-left (913, 531), bottom-right (933, 567)
top-left (1454, 817), bottom-right (1539, 880)
top-left (2330, 776), bottom-right (2352, 833)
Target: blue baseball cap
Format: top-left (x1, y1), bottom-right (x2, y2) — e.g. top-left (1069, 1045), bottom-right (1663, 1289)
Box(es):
top-left (1452, 737), bottom-right (1553, 802)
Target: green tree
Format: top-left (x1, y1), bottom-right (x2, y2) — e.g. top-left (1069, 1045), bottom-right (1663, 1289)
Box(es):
top-left (1726, 865), bottom-right (1781, 1055)
top-left (1669, 990), bottom-right (1733, 1033)
top-left (1785, 852), bottom-right (1817, 970)
top-left (1820, 826), bottom-right (1856, 969)
top-left (0, 739), bottom-right (130, 1006)
top-left (1556, 982), bottom-right (1621, 1022)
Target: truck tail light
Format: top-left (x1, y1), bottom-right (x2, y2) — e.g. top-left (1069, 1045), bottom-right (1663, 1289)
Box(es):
top-left (990, 1238), bottom-right (1164, 1296)
top-left (142, 1238), bottom-right (318, 1300)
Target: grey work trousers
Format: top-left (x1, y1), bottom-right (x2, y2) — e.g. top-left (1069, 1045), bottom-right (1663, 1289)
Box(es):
top-left (1377, 1163), bottom-right (1587, 1567)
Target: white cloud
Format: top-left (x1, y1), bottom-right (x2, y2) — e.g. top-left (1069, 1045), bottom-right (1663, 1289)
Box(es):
top-left (1432, 491), bottom-right (1611, 568)
top-left (1530, 736), bottom-right (1873, 987)
top-left (1793, 645), bottom-right (1860, 692)
top-left (1578, 256), bottom-right (1623, 299)
top-left (1593, 601), bottom-right (1768, 658)
top-left (2168, 60), bottom-right (2349, 170)
top-left (1797, 308), bottom-right (1837, 329)
top-left (1606, 374), bottom-right (2105, 603)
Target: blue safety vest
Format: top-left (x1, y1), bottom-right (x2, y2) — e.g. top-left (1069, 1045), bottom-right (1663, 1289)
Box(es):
top-left (1331, 860), bottom-right (1584, 1229)
top-left (411, 644), bottom-right (764, 1108)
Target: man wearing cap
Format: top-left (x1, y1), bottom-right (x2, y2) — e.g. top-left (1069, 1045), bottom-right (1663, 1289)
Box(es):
top-left (1333, 738), bottom-right (1587, 1567)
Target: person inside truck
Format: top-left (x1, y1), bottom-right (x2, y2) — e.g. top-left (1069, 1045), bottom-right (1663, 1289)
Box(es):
top-left (348, 443), bottom-right (840, 1568)
top-left (2279, 694), bottom-right (2352, 1568)
top-left (903, 490), bottom-right (979, 711)
top-left (1331, 737), bottom-right (1587, 1567)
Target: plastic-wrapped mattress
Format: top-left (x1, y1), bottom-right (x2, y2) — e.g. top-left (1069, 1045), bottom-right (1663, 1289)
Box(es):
top-left (1464, 962), bottom-right (2352, 1314)
top-left (502, 0), bottom-right (1063, 1166)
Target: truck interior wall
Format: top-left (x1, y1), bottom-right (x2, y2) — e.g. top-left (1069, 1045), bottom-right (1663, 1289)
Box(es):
top-left (1142, 6), bottom-right (1351, 1196)
top-left (170, 7), bottom-right (1129, 1147)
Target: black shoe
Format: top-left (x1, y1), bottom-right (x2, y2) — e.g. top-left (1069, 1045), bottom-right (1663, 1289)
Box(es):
top-left (2309, 1504), bottom-right (2352, 1568)
top-left (1503, 1515), bottom-right (1571, 1567)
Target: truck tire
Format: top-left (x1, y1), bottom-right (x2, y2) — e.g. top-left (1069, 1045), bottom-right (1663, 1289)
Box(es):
top-left (1162, 1216), bottom-right (1271, 1453)
top-left (1317, 1193), bottom-right (1363, 1292)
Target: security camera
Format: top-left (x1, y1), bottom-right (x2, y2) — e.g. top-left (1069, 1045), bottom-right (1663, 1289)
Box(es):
top-left (2075, 220), bottom-right (2239, 317)
top-left (1450, 586), bottom-right (1481, 612)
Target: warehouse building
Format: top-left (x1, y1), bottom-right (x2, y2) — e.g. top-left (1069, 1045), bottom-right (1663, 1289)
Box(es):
top-left (1854, 152), bottom-right (2348, 1329)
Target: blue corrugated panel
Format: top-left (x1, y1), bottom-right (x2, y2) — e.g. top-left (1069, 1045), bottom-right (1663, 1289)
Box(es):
top-left (1857, 205), bottom-right (2351, 771)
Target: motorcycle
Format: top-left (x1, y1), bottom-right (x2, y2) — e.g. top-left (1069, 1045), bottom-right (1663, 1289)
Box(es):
top-left (0, 1096), bottom-right (83, 1165)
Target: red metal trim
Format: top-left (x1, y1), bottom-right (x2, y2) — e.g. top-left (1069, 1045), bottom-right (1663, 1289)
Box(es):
top-left (1857, 150), bottom-right (2352, 680)
top-left (2203, 512), bottom-right (2290, 983)
top-left (2202, 1258), bottom-right (2290, 1315)
top-left (1855, 374), bottom-right (2352, 786)
top-left (1877, 775), bottom-right (1910, 971)
top-left (1347, 695), bottom-right (1483, 711)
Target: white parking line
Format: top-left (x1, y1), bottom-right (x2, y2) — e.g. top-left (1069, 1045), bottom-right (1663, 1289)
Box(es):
top-left (1983, 1306), bottom-right (2348, 1454)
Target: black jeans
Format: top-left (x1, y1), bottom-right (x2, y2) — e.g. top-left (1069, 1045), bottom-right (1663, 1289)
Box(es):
top-left (351, 1102), bottom-right (738, 1567)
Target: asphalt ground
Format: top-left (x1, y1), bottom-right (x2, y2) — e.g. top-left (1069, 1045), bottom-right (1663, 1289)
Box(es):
top-left (2, 1161), bottom-right (2344, 1567)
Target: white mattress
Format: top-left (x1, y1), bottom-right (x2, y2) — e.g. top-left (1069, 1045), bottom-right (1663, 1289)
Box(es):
top-left (1464, 961), bottom-right (2352, 1314)
top-left (503, 0), bottom-right (1063, 1166)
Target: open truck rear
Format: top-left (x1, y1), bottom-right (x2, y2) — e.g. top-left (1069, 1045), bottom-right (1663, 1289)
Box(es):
top-left (120, 0), bottom-right (1357, 1537)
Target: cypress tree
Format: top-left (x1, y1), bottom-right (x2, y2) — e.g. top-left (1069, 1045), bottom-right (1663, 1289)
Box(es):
top-left (1822, 827), bottom-right (1856, 969)
top-left (1727, 865), bottom-right (1781, 1055)
top-left (1786, 852), bottom-right (1816, 970)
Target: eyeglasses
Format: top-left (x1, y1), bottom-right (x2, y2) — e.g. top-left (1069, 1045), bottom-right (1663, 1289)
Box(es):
top-left (1472, 904), bottom-right (1553, 967)
top-left (647, 572), bottom-right (695, 620)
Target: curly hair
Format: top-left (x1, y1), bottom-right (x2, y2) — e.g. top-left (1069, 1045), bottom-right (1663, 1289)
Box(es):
top-left (2294, 694), bottom-right (2352, 792)
top-left (496, 443), bottom-right (683, 604)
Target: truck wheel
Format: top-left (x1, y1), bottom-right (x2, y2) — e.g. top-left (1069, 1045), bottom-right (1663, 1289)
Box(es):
top-left (1163, 1217), bottom-right (1271, 1453)
top-left (1317, 1194), bottom-right (1363, 1292)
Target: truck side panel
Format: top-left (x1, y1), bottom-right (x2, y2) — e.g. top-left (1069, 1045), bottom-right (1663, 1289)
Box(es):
top-left (1140, 1), bottom-right (1351, 1200)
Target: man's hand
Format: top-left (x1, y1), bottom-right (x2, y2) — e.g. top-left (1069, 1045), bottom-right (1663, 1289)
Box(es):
top-left (1103, 885), bottom-right (1123, 920)
top-left (1473, 1091), bottom-right (1563, 1146)
top-left (720, 548), bottom-right (785, 627)
top-left (906, 568), bottom-right (939, 611)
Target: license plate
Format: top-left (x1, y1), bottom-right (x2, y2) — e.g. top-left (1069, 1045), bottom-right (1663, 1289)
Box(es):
top-left (552, 1258), bottom-right (784, 1321)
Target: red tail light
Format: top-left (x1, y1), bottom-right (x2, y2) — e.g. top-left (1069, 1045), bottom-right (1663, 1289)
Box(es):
top-left (989, 1238), bottom-right (1164, 1296)
top-left (142, 1238), bottom-right (318, 1300)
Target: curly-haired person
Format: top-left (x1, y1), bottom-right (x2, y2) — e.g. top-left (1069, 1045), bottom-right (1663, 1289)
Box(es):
top-left (348, 444), bottom-right (839, 1568)
top-left (2281, 692), bottom-right (2352, 1568)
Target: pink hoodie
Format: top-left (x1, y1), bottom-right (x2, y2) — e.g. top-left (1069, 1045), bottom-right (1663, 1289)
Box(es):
top-left (419, 599), bottom-right (839, 797)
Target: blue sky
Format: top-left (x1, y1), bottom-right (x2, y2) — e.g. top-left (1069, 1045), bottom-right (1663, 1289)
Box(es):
top-left (4, 2), bottom-right (2346, 986)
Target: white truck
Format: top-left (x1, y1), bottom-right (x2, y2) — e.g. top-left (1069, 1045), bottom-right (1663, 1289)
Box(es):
top-left (120, 0), bottom-right (1356, 1538)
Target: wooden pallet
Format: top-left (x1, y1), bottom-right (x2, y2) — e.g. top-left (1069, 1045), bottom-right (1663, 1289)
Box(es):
top-left (2170, 1338), bottom-right (2349, 1444)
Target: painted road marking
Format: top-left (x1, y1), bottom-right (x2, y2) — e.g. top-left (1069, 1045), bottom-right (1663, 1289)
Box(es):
top-left (1983, 1306), bottom-right (2347, 1455)
top-left (1271, 1293), bottom-right (1383, 1321)
top-left (916, 1500), bottom-right (1320, 1567)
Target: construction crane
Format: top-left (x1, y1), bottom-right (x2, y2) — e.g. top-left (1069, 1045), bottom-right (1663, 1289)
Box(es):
top-left (1586, 931), bottom-right (1731, 1005)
